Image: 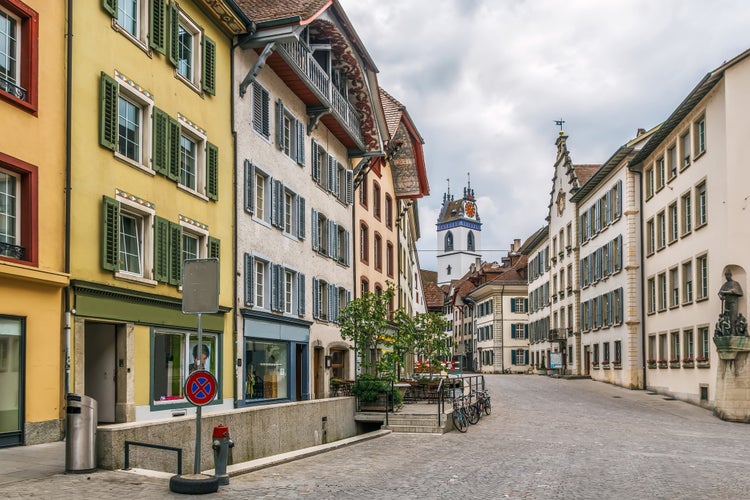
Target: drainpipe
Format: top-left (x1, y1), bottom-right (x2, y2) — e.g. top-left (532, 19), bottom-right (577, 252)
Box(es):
top-left (231, 40), bottom-right (242, 406)
top-left (63, 0), bottom-right (74, 398)
top-left (633, 169), bottom-right (647, 390)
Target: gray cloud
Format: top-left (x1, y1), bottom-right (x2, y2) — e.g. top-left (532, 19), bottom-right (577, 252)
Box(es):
top-left (340, 0), bottom-right (750, 271)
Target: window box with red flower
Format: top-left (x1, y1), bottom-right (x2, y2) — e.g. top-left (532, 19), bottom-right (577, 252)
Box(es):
top-left (657, 359), bottom-right (668, 368)
top-left (696, 356), bottom-right (710, 368)
top-left (669, 358), bottom-right (681, 368)
top-left (682, 357), bottom-right (695, 368)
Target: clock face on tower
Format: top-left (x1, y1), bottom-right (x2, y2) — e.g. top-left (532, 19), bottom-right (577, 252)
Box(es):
top-left (556, 190), bottom-right (565, 215)
top-left (465, 202), bottom-right (476, 218)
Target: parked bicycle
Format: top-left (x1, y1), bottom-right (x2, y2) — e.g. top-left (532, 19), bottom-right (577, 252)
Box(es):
top-left (451, 396), bottom-right (468, 433)
top-left (474, 389), bottom-right (491, 416)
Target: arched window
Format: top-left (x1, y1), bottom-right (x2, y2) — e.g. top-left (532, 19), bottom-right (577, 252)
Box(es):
top-left (445, 231), bottom-right (454, 251)
top-left (467, 231), bottom-right (475, 251)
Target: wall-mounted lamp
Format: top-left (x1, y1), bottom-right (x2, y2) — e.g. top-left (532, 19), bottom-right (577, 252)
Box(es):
top-left (325, 355), bottom-right (332, 369)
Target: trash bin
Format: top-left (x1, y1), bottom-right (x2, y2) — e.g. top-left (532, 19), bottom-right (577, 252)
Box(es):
top-left (65, 393), bottom-right (97, 473)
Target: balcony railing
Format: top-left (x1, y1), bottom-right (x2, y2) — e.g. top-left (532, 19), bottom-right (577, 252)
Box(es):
top-left (277, 41), bottom-right (362, 143)
top-left (0, 75), bottom-right (27, 101)
top-left (0, 241), bottom-right (26, 260)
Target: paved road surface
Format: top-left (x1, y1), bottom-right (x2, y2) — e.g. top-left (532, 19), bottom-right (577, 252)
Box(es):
top-left (3, 375), bottom-right (750, 499)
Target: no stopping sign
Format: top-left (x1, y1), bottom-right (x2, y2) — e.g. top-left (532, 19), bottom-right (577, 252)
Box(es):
top-left (185, 370), bottom-right (217, 406)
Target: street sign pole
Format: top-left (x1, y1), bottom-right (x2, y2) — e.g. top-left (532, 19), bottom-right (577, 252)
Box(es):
top-left (194, 311), bottom-right (203, 475)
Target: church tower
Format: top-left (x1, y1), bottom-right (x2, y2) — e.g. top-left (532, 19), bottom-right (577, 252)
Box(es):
top-left (436, 177), bottom-right (482, 285)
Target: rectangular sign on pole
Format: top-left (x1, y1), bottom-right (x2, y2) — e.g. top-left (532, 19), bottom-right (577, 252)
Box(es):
top-left (550, 352), bottom-right (563, 369)
top-left (182, 258), bottom-right (220, 314)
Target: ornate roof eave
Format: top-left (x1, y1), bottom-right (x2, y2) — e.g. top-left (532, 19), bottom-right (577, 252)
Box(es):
top-left (200, 0), bottom-right (251, 35)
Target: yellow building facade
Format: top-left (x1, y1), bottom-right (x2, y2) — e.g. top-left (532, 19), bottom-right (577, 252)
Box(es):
top-left (0, 0), bottom-right (69, 446)
top-left (67, 1), bottom-right (246, 425)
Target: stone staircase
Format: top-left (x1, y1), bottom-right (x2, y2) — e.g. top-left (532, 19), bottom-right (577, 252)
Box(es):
top-left (382, 411), bottom-right (453, 434)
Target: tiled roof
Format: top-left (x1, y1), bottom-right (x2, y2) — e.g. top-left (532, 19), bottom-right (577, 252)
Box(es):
top-left (234, 0), bottom-right (330, 25)
top-left (423, 282), bottom-right (446, 309)
top-left (573, 164), bottom-right (600, 186)
top-left (379, 88), bottom-right (403, 138)
top-left (420, 269), bottom-right (438, 284)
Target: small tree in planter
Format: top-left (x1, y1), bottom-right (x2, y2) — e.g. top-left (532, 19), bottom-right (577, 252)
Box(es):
top-left (413, 312), bottom-right (452, 378)
top-left (338, 287), bottom-right (395, 376)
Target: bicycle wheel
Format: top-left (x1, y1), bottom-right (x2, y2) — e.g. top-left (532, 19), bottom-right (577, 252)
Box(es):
top-left (452, 409), bottom-right (467, 433)
top-left (466, 404), bottom-right (479, 425)
top-left (484, 399), bottom-right (492, 415)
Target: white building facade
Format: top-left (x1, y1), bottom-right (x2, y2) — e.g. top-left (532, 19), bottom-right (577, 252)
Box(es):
top-left (233, 4), bottom-right (384, 402)
top-left (629, 50), bottom-right (750, 406)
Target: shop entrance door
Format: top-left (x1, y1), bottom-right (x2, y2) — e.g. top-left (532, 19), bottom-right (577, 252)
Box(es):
top-left (84, 323), bottom-right (116, 423)
top-left (0, 316), bottom-right (24, 447)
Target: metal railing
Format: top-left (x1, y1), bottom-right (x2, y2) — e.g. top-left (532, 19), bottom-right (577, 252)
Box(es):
top-left (277, 40), bottom-right (362, 141)
top-left (438, 374), bottom-right (486, 428)
top-left (0, 75), bottom-right (27, 101)
top-left (124, 441), bottom-right (183, 475)
top-left (0, 241), bottom-right (25, 260)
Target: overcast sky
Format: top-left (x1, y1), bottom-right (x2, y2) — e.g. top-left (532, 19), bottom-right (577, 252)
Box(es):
top-left (339, 0), bottom-right (750, 272)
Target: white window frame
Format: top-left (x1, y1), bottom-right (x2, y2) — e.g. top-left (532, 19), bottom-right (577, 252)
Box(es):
top-left (152, 329), bottom-right (219, 404)
top-left (0, 167), bottom-right (20, 247)
top-left (695, 115), bottom-right (706, 156)
top-left (697, 254), bottom-right (708, 300)
top-left (177, 115), bottom-right (207, 198)
top-left (696, 180), bottom-right (707, 228)
top-left (174, 9), bottom-right (203, 91)
top-left (669, 266), bottom-right (679, 308)
top-left (254, 258), bottom-right (268, 309)
top-left (668, 201), bottom-right (678, 243)
top-left (681, 191), bottom-right (692, 235)
top-left (114, 192), bottom-right (155, 284)
top-left (179, 218), bottom-right (208, 262)
top-left (284, 269), bottom-right (294, 314)
top-left (682, 260), bottom-right (693, 304)
top-left (113, 73), bottom-right (154, 174)
top-left (113, 0), bottom-right (150, 51)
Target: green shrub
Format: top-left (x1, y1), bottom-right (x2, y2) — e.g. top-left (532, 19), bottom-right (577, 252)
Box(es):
top-left (351, 374), bottom-right (388, 402)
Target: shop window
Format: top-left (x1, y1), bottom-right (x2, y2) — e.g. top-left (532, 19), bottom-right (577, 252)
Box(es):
top-left (244, 339), bottom-right (288, 401)
top-left (152, 331), bottom-right (217, 403)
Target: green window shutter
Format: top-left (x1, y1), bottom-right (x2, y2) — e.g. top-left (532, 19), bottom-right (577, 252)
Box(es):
top-left (202, 36), bottom-right (216, 95)
top-left (168, 222), bottom-right (182, 286)
top-left (206, 142), bottom-right (218, 201)
top-left (168, 1), bottom-right (179, 67)
top-left (510, 299), bottom-right (516, 313)
top-left (511, 349), bottom-right (517, 365)
top-left (102, 0), bottom-right (117, 17)
top-left (208, 237), bottom-right (220, 259)
top-left (167, 115), bottom-right (180, 181)
top-left (153, 216), bottom-right (170, 282)
top-left (150, 0), bottom-right (167, 54)
top-left (99, 72), bottom-right (118, 151)
top-left (511, 324), bottom-right (517, 339)
top-left (152, 107), bottom-right (168, 175)
top-left (101, 195), bottom-right (120, 271)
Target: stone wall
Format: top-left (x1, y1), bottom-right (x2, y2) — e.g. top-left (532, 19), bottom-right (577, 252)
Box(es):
top-left (97, 397), bottom-right (356, 472)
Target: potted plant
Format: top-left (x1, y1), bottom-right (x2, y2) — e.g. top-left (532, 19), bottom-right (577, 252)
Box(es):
top-left (612, 360), bottom-right (622, 369)
top-left (351, 374), bottom-right (391, 411)
top-left (669, 358), bottom-right (681, 368)
top-left (696, 356), bottom-right (710, 368)
top-left (646, 358), bottom-right (657, 369)
top-left (657, 358), bottom-right (668, 368)
top-left (682, 357), bottom-right (695, 368)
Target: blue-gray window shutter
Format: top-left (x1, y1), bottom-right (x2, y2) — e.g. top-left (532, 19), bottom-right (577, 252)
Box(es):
top-left (297, 196), bottom-right (306, 239)
top-left (296, 120), bottom-right (305, 165)
top-left (344, 230), bottom-right (350, 266)
top-left (618, 287), bottom-right (624, 323)
top-left (311, 209), bottom-right (319, 251)
top-left (297, 273), bottom-right (305, 316)
top-left (244, 160), bottom-right (254, 214)
top-left (617, 235), bottom-right (623, 270)
top-left (275, 99), bottom-right (284, 150)
top-left (311, 140), bottom-right (320, 182)
top-left (328, 220), bottom-right (336, 258)
top-left (271, 263), bottom-right (282, 311)
top-left (327, 154), bottom-right (335, 192)
top-left (346, 170), bottom-right (353, 205)
top-left (616, 180), bottom-right (622, 217)
top-left (329, 283), bottom-right (337, 322)
top-left (312, 277), bottom-right (319, 319)
top-left (244, 254), bottom-right (254, 306)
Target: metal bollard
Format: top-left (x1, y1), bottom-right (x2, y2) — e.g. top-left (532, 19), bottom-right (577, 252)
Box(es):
top-left (211, 425), bottom-right (234, 486)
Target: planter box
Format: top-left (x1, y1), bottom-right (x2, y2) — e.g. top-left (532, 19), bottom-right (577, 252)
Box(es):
top-left (697, 361), bottom-right (710, 369)
top-left (682, 361), bottom-right (695, 368)
top-left (658, 361), bottom-right (668, 369)
top-left (669, 361), bottom-right (681, 369)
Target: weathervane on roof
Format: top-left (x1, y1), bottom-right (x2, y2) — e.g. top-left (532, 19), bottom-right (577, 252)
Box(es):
top-left (555, 118), bottom-right (565, 135)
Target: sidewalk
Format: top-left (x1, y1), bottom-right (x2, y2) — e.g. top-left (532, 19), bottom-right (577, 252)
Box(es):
top-left (0, 429), bottom-right (391, 487)
top-left (0, 441), bottom-right (65, 487)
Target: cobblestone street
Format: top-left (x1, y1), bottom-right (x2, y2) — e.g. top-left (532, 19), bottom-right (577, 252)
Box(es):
top-left (4, 375), bottom-right (750, 499)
